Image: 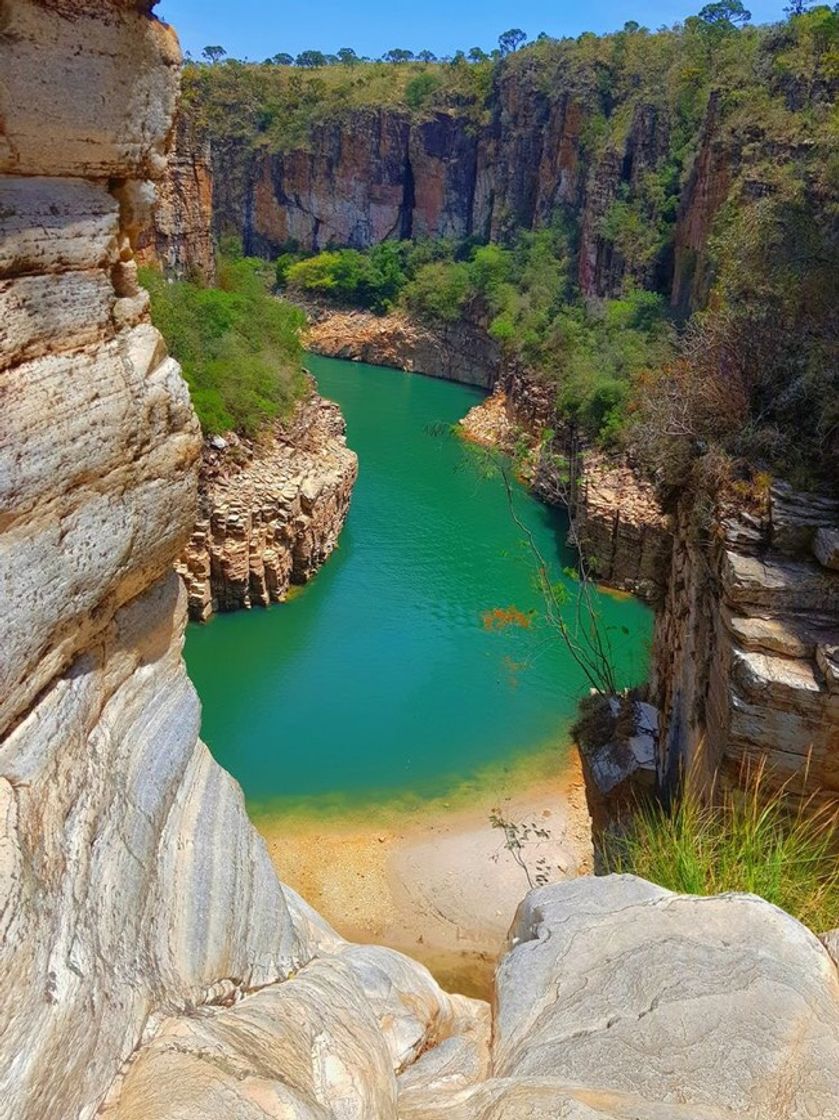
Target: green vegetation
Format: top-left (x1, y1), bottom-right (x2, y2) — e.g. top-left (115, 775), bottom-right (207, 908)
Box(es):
top-left (181, 54), bottom-right (494, 150)
top-left (282, 231), bottom-right (673, 446)
top-left (184, 6), bottom-right (838, 483)
top-left (283, 242), bottom-right (409, 313)
top-left (603, 767), bottom-right (839, 932)
top-left (139, 255), bottom-right (307, 435)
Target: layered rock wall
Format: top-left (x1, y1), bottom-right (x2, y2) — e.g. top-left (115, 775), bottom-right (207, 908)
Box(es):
top-left (571, 451), bottom-right (671, 603)
top-left (177, 393), bottom-right (358, 620)
top-left (161, 72), bottom-right (682, 300)
top-left (136, 114), bottom-right (215, 282)
top-left (459, 373), bottom-right (670, 600)
top-left (652, 484), bottom-right (839, 799)
top-left (304, 304), bottom-right (502, 388)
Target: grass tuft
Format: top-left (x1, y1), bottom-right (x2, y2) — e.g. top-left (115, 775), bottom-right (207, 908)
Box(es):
top-left (603, 760), bottom-right (839, 933)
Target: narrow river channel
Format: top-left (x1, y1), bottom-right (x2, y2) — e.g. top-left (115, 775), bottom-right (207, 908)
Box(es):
top-left (185, 355), bottom-right (652, 814)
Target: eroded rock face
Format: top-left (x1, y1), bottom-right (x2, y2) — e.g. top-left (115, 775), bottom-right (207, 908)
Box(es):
top-left (653, 484), bottom-right (839, 799)
top-left (157, 71), bottom-right (683, 301)
top-left (136, 114), bottom-right (215, 282)
top-left (177, 393), bottom-right (358, 620)
top-left (304, 304), bottom-right (502, 388)
top-left (571, 451), bottom-right (671, 603)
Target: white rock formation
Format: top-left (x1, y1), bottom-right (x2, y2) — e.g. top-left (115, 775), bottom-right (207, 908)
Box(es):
top-left (2, 6), bottom-right (839, 1120)
top-left (404, 877), bottom-right (839, 1120)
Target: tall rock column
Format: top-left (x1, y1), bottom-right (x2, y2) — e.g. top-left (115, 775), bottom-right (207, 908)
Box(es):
top-left (0, 4), bottom-right (324, 1116)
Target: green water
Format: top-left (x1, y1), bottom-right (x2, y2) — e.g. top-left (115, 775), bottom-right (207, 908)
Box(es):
top-left (184, 355), bottom-right (652, 810)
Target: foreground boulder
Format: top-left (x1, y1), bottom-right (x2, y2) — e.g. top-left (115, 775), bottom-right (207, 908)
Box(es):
top-left (401, 876), bottom-right (839, 1120)
top-left (102, 876), bottom-right (839, 1119)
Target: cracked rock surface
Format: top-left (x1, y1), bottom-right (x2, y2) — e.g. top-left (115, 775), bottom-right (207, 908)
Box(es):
top-left (176, 392), bottom-right (358, 620)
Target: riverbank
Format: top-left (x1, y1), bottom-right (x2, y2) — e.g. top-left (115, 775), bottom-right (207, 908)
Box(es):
top-left (255, 748), bottom-right (593, 999)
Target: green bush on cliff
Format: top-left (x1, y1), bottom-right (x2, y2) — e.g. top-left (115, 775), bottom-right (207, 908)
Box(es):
top-left (140, 257), bottom-right (307, 435)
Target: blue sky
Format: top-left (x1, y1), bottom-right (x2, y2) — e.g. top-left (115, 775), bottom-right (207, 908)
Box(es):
top-left (157, 0), bottom-right (788, 62)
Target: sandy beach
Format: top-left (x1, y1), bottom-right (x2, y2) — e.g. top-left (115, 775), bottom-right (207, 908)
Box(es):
top-left (256, 747), bottom-right (593, 998)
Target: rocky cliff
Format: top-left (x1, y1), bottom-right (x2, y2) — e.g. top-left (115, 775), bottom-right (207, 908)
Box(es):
top-left (304, 303), bottom-right (502, 388)
top-left (137, 114), bottom-right (215, 282)
top-left (161, 65), bottom-right (679, 301)
top-left (652, 483), bottom-right (839, 801)
top-left (4, 7), bottom-right (839, 1120)
top-left (177, 391), bottom-right (357, 620)
top-left (570, 451), bottom-right (671, 603)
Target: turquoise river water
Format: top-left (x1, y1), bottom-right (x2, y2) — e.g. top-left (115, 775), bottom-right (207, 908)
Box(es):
top-left (184, 355), bottom-right (652, 812)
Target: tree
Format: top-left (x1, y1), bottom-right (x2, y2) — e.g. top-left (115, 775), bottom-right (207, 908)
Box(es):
top-left (405, 72), bottom-right (442, 109)
top-left (383, 48), bottom-right (415, 62)
top-left (417, 49), bottom-right (437, 62)
top-left (337, 47), bottom-right (358, 65)
top-left (495, 458), bottom-right (619, 696)
top-left (201, 45), bottom-right (227, 64)
top-left (270, 52), bottom-right (294, 65)
top-left (697, 0), bottom-right (751, 24)
top-left (784, 0), bottom-right (811, 13)
top-left (498, 28), bottom-right (527, 55)
top-left (468, 46), bottom-right (488, 61)
top-left (295, 49), bottom-right (327, 67)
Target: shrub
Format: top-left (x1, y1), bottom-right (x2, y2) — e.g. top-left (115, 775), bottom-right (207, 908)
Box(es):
top-left (140, 257), bottom-right (307, 436)
top-left (402, 260), bottom-right (472, 322)
top-left (285, 243), bottom-right (408, 312)
top-left (405, 72), bottom-right (442, 110)
top-left (603, 765), bottom-right (839, 932)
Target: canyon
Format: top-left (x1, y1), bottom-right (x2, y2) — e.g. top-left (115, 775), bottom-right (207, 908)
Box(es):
top-left (157, 57), bottom-right (839, 803)
top-left (2, 5), bottom-right (839, 1120)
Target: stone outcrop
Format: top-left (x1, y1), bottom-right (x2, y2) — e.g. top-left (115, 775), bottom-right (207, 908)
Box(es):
top-left (571, 451), bottom-right (671, 602)
top-left (177, 392), bottom-right (358, 620)
top-left (485, 876), bottom-right (839, 1120)
top-left (653, 483), bottom-right (839, 800)
top-left (304, 304), bottom-right (502, 388)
